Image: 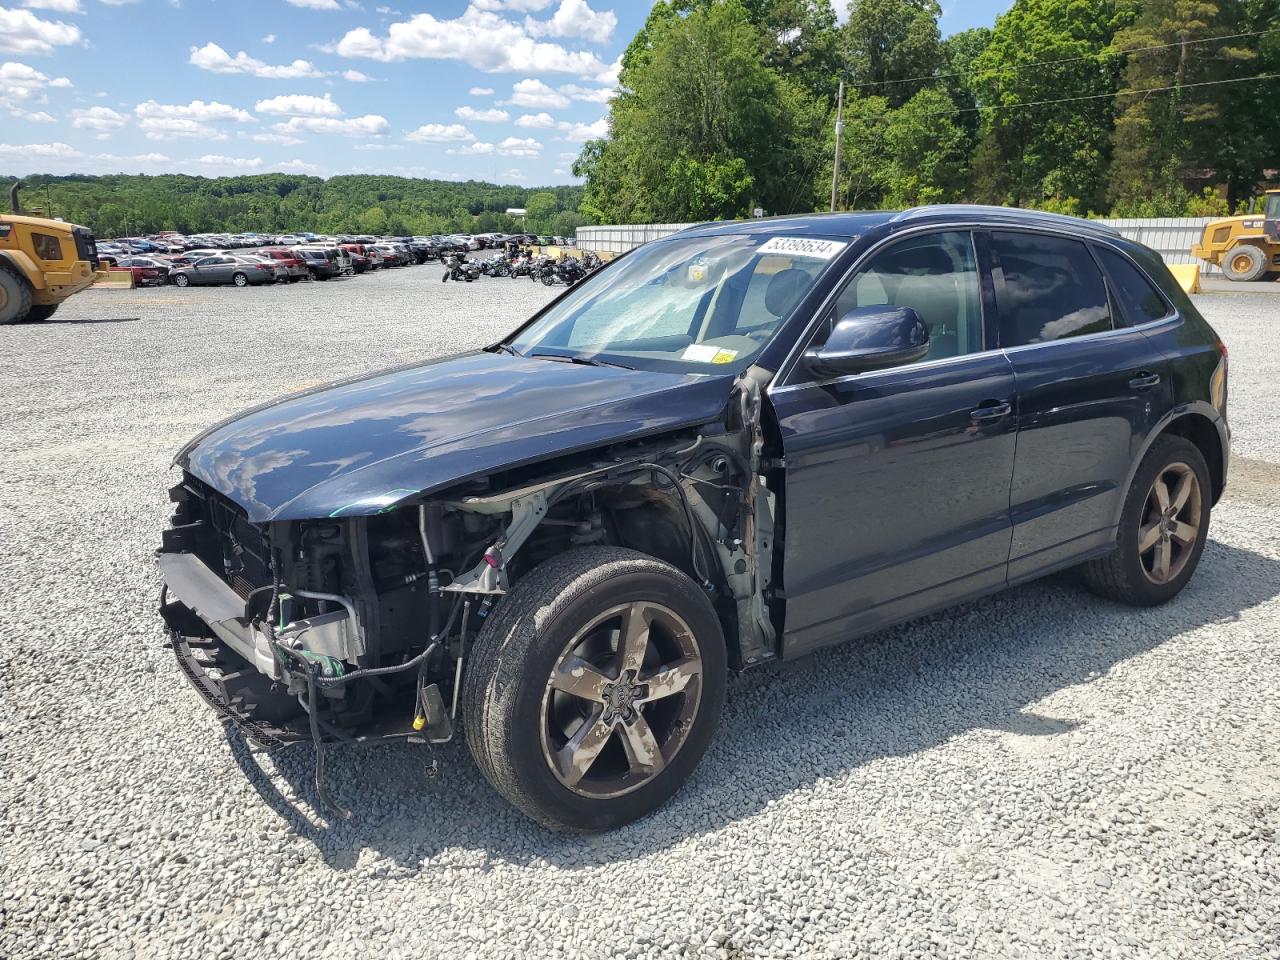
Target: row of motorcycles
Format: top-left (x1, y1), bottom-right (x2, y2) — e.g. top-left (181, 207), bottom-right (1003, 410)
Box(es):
top-left (442, 249), bottom-right (604, 285)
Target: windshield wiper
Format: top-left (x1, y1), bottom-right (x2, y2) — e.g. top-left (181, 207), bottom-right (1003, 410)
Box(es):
top-left (492, 343), bottom-right (524, 357)
top-left (527, 351), bottom-right (632, 370)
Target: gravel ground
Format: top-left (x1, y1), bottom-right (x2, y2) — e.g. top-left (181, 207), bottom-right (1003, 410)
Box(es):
top-left (2, 270), bottom-right (1278, 960)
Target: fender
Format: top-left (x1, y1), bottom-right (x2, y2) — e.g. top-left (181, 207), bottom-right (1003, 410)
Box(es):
top-left (1111, 400), bottom-right (1229, 529)
top-left (0, 250), bottom-right (44, 290)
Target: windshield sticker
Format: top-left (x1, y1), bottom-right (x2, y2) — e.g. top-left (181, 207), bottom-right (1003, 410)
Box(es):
top-left (757, 237), bottom-right (847, 260)
top-left (711, 349), bottom-right (738, 364)
top-left (682, 344), bottom-right (720, 363)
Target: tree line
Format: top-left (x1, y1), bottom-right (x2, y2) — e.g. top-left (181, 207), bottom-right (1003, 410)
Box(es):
top-left (0, 173), bottom-right (586, 239)
top-left (575, 0), bottom-right (1280, 223)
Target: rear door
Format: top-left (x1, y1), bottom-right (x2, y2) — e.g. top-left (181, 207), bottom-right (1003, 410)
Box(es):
top-left (989, 230), bottom-right (1173, 581)
top-left (773, 230), bottom-right (1018, 657)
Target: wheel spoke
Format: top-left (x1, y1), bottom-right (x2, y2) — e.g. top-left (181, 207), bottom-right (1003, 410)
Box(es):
top-left (1171, 471), bottom-right (1195, 512)
top-left (619, 712), bottom-right (665, 777)
top-left (617, 602), bottom-right (652, 676)
top-left (1170, 521), bottom-right (1198, 546)
top-left (1152, 477), bottom-right (1171, 512)
top-left (638, 658), bottom-right (699, 703)
top-left (1154, 538), bottom-right (1173, 581)
top-left (549, 656), bottom-right (610, 703)
top-left (1138, 521), bottom-right (1163, 553)
top-left (553, 710), bottom-right (614, 788)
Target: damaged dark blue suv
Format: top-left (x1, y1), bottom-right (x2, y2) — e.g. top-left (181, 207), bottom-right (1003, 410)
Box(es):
top-left (159, 206), bottom-right (1229, 830)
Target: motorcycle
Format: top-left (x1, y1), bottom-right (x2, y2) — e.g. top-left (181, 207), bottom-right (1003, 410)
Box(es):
top-left (479, 255), bottom-right (512, 278)
top-left (442, 253), bottom-right (481, 282)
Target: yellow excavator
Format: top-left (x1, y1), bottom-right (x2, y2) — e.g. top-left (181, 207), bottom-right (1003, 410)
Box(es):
top-left (1191, 189), bottom-right (1280, 282)
top-left (1, 179), bottom-right (105, 324)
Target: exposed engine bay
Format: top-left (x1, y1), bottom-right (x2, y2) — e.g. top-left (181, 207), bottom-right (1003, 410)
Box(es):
top-left (158, 372), bottom-right (781, 814)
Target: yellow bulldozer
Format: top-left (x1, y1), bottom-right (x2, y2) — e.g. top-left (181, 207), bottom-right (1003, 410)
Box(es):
top-left (1191, 189), bottom-right (1280, 282)
top-left (1, 179), bottom-right (105, 324)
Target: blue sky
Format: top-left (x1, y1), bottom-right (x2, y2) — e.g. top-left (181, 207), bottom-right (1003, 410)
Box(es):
top-left (0, 0), bottom-right (1011, 185)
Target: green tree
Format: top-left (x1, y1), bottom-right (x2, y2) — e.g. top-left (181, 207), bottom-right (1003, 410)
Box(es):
top-left (841, 0), bottom-right (946, 107)
top-left (883, 87), bottom-right (971, 205)
top-left (525, 190), bottom-right (559, 231)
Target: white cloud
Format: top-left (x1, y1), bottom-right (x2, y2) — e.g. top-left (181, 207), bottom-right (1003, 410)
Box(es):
top-left (19, 109), bottom-right (55, 122)
top-left (497, 135), bottom-right (541, 156)
top-left (243, 131), bottom-right (304, 145)
top-left (262, 33), bottom-right (276, 44)
top-left (455, 105), bottom-right (508, 123)
top-left (97, 0), bottom-right (140, 6)
top-left (560, 82), bottom-right (613, 104)
top-left (134, 99), bottom-right (256, 141)
top-left (286, 0), bottom-right (339, 8)
top-left (0, 140), bottom-right (79, 159)
top-left (272, 114), bottom-right (388, 136)
top-left (0, 8), bottom-right (82, 55)
top-left (525, 0), bottom-right (615, 44)
top-left (354, 141), bottom-right (403, 150)
top-left (404, 122), bottom-right (475, 143)
top-left (503, 167), bottom-right (528, 182)
top-left (0, 60), bottom-right (72, 91)
top-left (468, 86), bottom-right (494, 96)
top-left (193, 154), bottom-right (263, 171)
top-left (342, 68), bottom-right (372, 82)
top-left (71, 105), bottom-right (128, 130)
top-left (278, 159), bottom-right (321, 173)
top-left (189, 42), bottom-right (326, 79)
top-left (255, 93), bottom-right (342, 117)
top-left (558, 116), bottom-right (606, 142)
top-left (503, 77), bottom-right (568, 108)
top-left (449, 141), bottom-right (495, 156)
top-left (515, 111), bottom-right (555, 129)
top-left (594, 53), bottom-right (621, 86)
top-left (21, 0), bottom-right (83, 13)
top-left (332, 6), bottom-right (605, 76)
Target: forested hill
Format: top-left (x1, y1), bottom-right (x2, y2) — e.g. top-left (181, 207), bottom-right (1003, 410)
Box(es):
top-left (0, 173), bottom-right (586, 238)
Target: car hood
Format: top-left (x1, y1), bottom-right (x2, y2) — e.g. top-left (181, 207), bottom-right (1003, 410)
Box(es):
top-left (178, 351), bottom-right (735, 523)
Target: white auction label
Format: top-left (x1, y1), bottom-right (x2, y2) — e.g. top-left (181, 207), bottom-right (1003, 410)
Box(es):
top-left (756, 236), bottom-right (848, 260)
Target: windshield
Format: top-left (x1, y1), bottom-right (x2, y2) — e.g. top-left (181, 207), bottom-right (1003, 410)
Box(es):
top-left (508, 233), bottom-right (844, 372)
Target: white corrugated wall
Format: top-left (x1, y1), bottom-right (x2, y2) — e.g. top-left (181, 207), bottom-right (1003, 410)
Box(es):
top-left (577, 216), bottom-right (1219, 273)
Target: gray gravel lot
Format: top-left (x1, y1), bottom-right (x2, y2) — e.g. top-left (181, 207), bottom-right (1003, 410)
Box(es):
top-left (2, 270), bottom-right (1278, 960)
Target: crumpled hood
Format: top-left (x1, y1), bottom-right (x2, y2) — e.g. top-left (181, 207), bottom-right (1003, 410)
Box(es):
top-left (178, 350), bottom-right (734, 522)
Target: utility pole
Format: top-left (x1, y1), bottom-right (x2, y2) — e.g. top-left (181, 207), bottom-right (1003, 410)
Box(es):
top-left (46, 184), bottom-right (54, 219)
top-left (830, 80), bottom-right (845, 213)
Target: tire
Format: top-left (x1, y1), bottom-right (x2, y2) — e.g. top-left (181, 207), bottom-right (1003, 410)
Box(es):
top-left (442, 272), bottom-right (449, 282)
top-left (232, 272), bottom-right (248, 287)
top-left (1082, 435), bottom-right (1211, 606)
top-left (0, 267), bottom-right (34, 324)
top-left (463, 547), bottom-right (727, 832)
top-left (1222, 245), bottom-right (1267, 282)
top-left (26, 303), bottom-right (59, 323)
top-left (173, 273), bottom-right (190, 288)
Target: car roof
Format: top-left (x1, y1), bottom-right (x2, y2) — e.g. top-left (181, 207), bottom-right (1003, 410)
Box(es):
top-left (674, 205), bottom-right (1121, 241)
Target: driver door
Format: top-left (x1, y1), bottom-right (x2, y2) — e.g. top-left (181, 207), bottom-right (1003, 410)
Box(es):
top-left (770, 231), bottom-right (1018, 658)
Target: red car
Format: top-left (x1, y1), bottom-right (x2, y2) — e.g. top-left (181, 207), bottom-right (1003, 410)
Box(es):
top-left (260, 248), bottom-right (310, 282)
top-left (116, 256), bottom-right (170, 287)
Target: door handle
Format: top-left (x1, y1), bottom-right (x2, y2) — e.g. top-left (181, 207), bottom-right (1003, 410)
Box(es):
top-left (1129, 371), bottom-right (1162, 391)
top-left (970, 400), bottom-right (1012, 422)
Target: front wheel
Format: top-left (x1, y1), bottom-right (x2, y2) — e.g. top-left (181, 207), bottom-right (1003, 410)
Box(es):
top-left (1082, 435), bottom-right (1211, 606)
top-left (1222, 245), bottom-right (1267, 282)
top-left (172, 273), bottom-right (190, 288)
top-left (463, 547), bottom-right (726, 832)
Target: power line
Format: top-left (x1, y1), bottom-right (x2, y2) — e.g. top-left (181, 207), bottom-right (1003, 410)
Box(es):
top-left (957, 71), bottom-right (1280, 117)
top-left (849, 27), bottom-right (1280, 90)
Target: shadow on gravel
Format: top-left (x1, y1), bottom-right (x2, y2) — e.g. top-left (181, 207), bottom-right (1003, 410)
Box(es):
top-left (228, 536), bottom-right (1280, 872)
top-left (32, 316), bottom-right (142, 325)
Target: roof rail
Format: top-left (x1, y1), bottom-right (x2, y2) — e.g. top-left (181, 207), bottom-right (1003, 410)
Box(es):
top-left (891, 204), bottom-right (1121, 236)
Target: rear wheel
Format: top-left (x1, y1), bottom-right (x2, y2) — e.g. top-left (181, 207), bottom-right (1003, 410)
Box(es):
top-left (1222, 245), bottom-right (1267, 282)
top-left (232, 271), bottom-right (249, 287)
top-left (1083, 435), bottom-right (1211, 606)
top-left (0, 268), bottom-right (33, 324)
top-left (463, 547), bottom-right (726, 831)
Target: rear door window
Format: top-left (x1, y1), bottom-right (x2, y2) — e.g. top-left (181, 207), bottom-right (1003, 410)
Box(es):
top-left (1095, 247), bottom-right (1171, 325)
top-left (992, 232), bottom-right (1112, 346)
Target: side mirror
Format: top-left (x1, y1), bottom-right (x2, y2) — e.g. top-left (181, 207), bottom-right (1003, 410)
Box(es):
top-left (803, 306), bottom-right (929, 378)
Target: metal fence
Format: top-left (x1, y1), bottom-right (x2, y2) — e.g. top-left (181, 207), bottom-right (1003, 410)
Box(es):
top-left (577, 216), bottom-right (1218, 273)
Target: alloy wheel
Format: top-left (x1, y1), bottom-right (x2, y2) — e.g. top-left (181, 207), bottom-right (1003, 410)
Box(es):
top-left (540, 601), bottom-right (704, 800)
top-left (1138, 461), bottom-right (1202, 585)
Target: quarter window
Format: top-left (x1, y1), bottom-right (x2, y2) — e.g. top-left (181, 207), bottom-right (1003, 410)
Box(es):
top-left (1096, 247), bottom-right (1170, 325)
top-left (992, 232), bottom-right (1112, 346)
top-left (829, 231), bottom-right (984, 362)
top-left (32, 233), bottom-right (62, 262)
